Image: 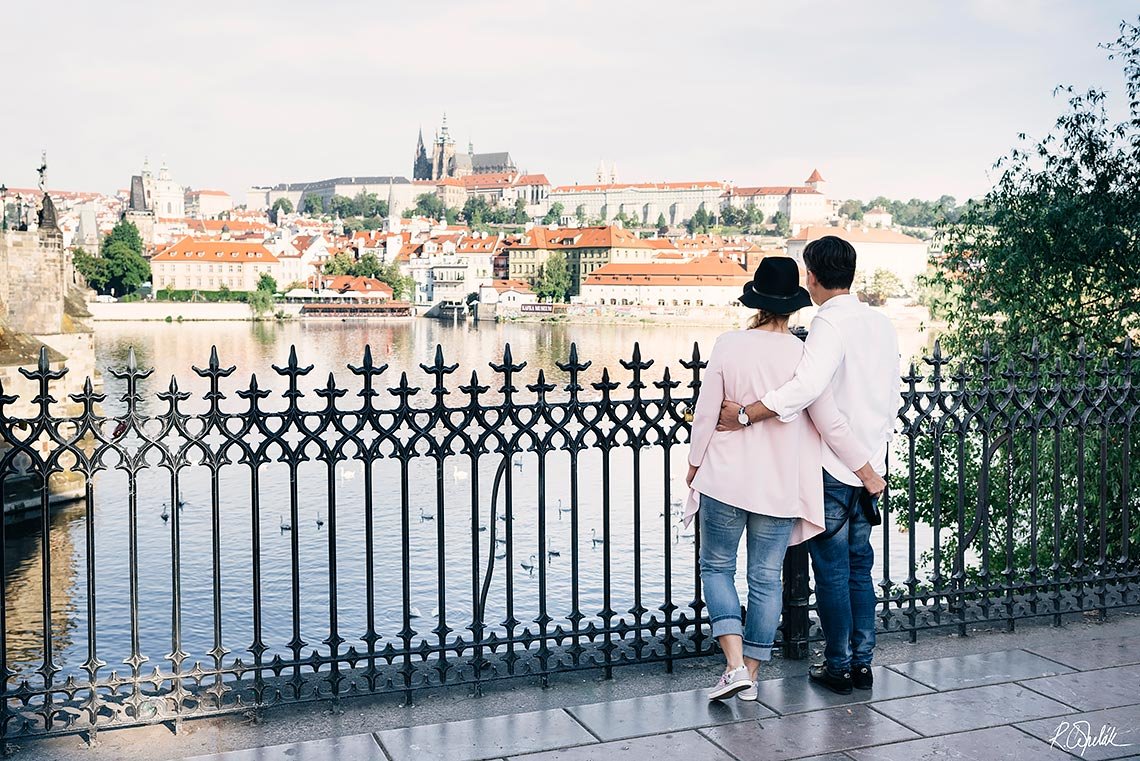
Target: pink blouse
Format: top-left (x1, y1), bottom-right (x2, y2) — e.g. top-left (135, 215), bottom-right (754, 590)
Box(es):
top-left (684, 329), bottom-right (869, 545)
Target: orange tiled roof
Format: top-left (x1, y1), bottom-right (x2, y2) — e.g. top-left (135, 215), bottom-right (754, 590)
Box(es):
top-left (806, 168), bottom-right (825, 183)
top-left (550, 181), bottom-right (726, 193)
top-left (487, 279), bottom-right (533, 293)
top-left (515, 225), bottom-right (650, 250)
top-left (152, 237), bottom-right (279, 263)
top-left (515, 174), bottom-right (550, 186)
top-left (584, 256), bottom-right (749, 286)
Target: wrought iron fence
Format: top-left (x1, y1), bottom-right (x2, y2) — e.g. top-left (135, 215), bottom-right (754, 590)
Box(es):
top-left (0, 338), bottom-right (1137, 744)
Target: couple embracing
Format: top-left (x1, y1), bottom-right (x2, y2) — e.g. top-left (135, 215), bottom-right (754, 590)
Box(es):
top-left (684, 236), bottom-right (899, 701)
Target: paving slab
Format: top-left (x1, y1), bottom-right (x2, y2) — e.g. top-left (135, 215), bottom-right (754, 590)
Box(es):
top-left (1018, 705), bottom-right (1140, 760)
top-left (870, 682), bottom-right (1073, 736)
top-left (182, 733), bottom-right (384, 761)
top-left (845, 725), bottom-right (1075, 760)
top-left (698, 704), bottom-right (918, 761)
top-left (507, 730), bottom-right (735, 760)
top-left (376, 708), bottom-right (595, 761)
top-left (1027, 637), bottom-right (1140, 671)
top-left (1021, 664), bottom-right (1140, 712)
top-left (751, 666), bottom-right (932, 715)
top-left (565, 685), bottom-right (774, 741)
top-left (887, 648), bottom-right (1071, 690)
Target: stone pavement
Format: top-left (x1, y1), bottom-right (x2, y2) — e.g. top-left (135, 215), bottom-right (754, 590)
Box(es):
top-left (22, 615), bottom-right (1140, 761)
top-left (175, 627), bottom-right (1139, 761)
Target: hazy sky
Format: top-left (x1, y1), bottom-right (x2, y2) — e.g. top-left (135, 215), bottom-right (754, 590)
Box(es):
top-left (3, 1), bottom-right (1135, 202)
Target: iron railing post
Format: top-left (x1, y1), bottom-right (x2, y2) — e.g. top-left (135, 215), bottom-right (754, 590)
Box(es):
top-left (781, 544), bottom-right (811, 659)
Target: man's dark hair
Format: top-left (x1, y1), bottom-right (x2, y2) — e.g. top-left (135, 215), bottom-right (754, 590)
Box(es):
top-left (803, 235), bottom-right (857, 290)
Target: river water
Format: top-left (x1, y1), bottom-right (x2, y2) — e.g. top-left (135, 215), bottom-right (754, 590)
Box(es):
top-left (4, 318), bottom-right (933, 682)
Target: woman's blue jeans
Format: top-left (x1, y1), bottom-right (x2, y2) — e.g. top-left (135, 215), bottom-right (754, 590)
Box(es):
top-left (698, 494), bottom-right (796, 662)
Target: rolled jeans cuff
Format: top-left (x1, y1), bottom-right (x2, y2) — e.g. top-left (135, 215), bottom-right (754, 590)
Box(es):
top-left (710, 615), bottom-right (743, 639)
top-left (743, 640), bottom-right (773, 662)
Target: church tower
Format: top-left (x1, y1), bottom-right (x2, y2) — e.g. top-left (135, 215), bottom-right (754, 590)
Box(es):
top-left (413, 127), bottom-right (432, 180)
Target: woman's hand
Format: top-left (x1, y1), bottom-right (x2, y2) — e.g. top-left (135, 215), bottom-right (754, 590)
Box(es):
top-left (686, 464), bottom-right (699, 487)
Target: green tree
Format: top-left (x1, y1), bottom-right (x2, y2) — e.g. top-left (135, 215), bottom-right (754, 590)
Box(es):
top-left (323, 251), bottom-right (356, 276)
top-left (463, 196), bottom-right (491, 224)
top-left (328, 194), bottom-right (356, 218)
top-left (444, 207), bottom-right (460, 225)
top-left (103, 219), bottom-right (144, 258)
top-left (354, 191), bottom-right (385, 218)
top-left (855, 268), bottom-right (903, 306)
top-left (686, 206), bottom-right (711, 233)
top-left (838, 199), bottom-right (864, 220)
top-left (73, 247), bottom-right (110, 292)
top-left (542, 202), bottom-right (564, 225)
top-left (413, 193), bottom-right (445, 220)
top-left (256, 272), bottom-right (277, 293)
top-left (271, 197), bottom-right (294, 215)
top-left (377, 261), bottom-right (416, 300)
top-left (771, 211), bottom-right (791, 237)
top-left (720, 205), bottom-right (742, 227)
top-left (350, 252), bottom-right (383, 278)
top-left (302, 194), bottom-right (325, 215)
top-left (900, 18), bottom-right (1140, 589)
top-left (513, 197), bottom-right (529, 224)
top-left (575, 205), bottom-right (588, 225)
top-left (655, 212), bottom-right (668, 232)
top-left (100, 240), bottom-right (150, 296)
top-left (247, 289), bottom-right (274, 319)
top-left (535, 251), bottom-right (571, 302)
top-left (742, 205), bottom-right (764, 230)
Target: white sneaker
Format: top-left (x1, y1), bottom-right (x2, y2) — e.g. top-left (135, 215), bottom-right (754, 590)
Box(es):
top-left (736, 680), bottom-right (758, 701)
top-left (708, 666), bottom-right (751, 701)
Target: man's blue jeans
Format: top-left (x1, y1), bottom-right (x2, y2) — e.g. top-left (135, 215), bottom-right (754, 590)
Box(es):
top-left (808, 471), bottom-right (877, 673)
top-left (698, 494), bottom-right (796, 662)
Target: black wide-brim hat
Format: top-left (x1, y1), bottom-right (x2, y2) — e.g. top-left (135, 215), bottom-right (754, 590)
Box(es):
top-left (739, 256), bottom-right (811, 313)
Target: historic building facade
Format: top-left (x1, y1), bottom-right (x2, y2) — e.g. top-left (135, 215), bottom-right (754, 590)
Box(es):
top-left (412, 115), bottom-right (516, 181)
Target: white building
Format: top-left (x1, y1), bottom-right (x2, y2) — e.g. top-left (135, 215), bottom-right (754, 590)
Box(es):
top-left (186, 189), bottom-right (233, 219)
top-left (248, 176), bottom-right (420, 217)
top-left (720, 169), bottom-right (830, 226)
top-left (863, 206), bottom-right (893, 228)
top-left (476, 279), bottom-right (537, 320)
top-left (143, 161), bottom-right (185, 219)
top-left (550, 181), bottom-right (727, 226)
top-left (151, 237), bottom-right (280, 292)
top-left (580, 256), bottom-right (751, 307)
top-left (785, 225), bottom-right (929, 288)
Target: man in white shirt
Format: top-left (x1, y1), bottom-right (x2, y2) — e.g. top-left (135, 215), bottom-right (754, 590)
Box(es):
top-left (717, 235), bottom-right (899, 695)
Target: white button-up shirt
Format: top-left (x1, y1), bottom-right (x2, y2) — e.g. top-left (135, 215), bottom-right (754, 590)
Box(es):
top-left (760, 293), bottom-right (900, 486)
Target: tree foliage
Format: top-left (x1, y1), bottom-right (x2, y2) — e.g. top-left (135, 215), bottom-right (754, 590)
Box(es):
top-left (535, 251), bottom-right (571, 302)
top-left (256, 272), bottom-right (277, 293)
top-left (771, 211), bottom-right (791, 237)
top-left (247, 289), bottom-right (274, 319)
top-left (76, 220), bottom-right (150, 296)
top-left (899, 18), bottom-right (1140, 587)
top-left (413, 193), bottom-right (445, 220)
top-left (542, 202), bottom-right (564, 225)
top-left (855, 268), bottom-right (904, 306)
top-left (930, 18), bottom-right (1140, 358)
top-left (301, 194), bottom-right (325, 215)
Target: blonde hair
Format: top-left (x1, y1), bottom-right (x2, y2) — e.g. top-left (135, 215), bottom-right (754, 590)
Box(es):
top-left (748, 309), bottom-right (790, 330)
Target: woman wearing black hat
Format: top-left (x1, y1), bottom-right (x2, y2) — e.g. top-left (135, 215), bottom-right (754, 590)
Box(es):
top-left (682, 256), bottom-right (876, 701)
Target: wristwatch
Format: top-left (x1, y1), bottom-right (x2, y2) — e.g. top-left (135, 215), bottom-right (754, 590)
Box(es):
top-left (737, 406), bottom-right (752, 427)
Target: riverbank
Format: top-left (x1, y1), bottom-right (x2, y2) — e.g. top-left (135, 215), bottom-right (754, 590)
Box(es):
top-left (87, 302), bottom-right (304, 321)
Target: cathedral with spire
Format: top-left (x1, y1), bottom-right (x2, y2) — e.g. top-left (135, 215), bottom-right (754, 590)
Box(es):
top-left (413, 115), bottom-right (516, 181)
